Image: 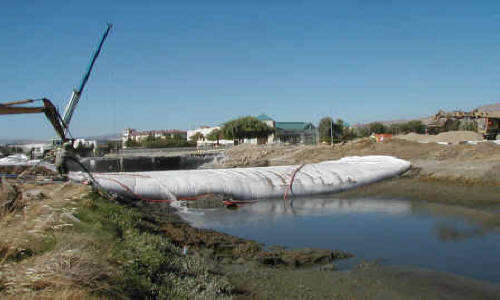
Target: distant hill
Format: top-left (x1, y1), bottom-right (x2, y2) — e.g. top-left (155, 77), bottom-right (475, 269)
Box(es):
top-left (0, 139), bottom-right (48, 145)
top-left (83, 133), bottom-right (121, 141)
top-left (84, 133), bottom-right (121, 141)
top-left (0, 133), bottom-right (121, 145)
top-left (477, 102), bottom-right (500, 112)
top-left (353, 102), bottom-right (499, 127)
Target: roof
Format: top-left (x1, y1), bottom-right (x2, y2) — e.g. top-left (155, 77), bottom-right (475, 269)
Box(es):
top-left (275, 122), bottom-right (315, 131)
top-left (256, 114), bottom-right (274, 121)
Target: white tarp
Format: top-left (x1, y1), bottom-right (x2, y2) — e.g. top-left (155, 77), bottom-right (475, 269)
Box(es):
top-left (74, 155), bottom-right (411, 200)
top-left (0, 154), bottom-right (56, 172)
top-left (0, 154), bottom-right (34, 165)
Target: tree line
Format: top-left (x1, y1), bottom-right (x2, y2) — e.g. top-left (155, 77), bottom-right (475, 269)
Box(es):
top-left (317, 118), bottom-right (427, 143)
top-left (126, 115), bottom-right (430, 149)
top-left (125, 133), bottom-right (195, 148)
top-left (190, 117), bottom-right (275, 145)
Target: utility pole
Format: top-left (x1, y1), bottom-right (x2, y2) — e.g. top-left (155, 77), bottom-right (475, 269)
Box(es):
top-left (330, 117), bottom-right (334, 146)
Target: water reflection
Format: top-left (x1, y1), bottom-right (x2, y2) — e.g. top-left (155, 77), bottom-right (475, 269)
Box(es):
top-left (175, 196), bottom-right (500, 282)
top-left (178, 197), bottom-right (412, 228)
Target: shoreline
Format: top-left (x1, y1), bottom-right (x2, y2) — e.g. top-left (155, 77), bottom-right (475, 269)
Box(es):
top-left (155, 177), bottom-right (500, 299)
top-left (2, 140), bottom-right (500, 298)
top-left (1, 178), bottom-right (499, 298)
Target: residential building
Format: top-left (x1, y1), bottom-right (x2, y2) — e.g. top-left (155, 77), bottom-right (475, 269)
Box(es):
top-left (255, 114), bottom-right (317, 145)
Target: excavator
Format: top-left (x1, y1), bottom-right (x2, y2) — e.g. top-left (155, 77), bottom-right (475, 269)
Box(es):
top-left (0, 24), bottom-right (112, 154)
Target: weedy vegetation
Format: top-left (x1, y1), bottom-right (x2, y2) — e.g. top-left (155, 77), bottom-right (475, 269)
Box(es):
top-left (0, 183), bottom-right (232, 299)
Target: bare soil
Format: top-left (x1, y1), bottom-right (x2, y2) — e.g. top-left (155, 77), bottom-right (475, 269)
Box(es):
top-left (223, 138), bottom-right (500, 186)
top-left (396, 130), bottom-right (483, 144)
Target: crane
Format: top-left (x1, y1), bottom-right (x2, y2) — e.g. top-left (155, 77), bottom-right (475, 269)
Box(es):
top-left (0, 24), bottom-right (112, 143)
top-left (62, 24), bottom-right (112, 133)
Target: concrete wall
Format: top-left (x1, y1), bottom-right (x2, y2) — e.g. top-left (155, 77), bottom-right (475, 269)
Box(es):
top-left (74, 153), bottom-right (218, 173)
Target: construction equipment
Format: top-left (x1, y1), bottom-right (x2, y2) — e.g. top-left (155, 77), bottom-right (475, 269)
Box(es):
top-left (0, 98), bottom-right (66, 140)
top-left (474, 110), bottom-right (500, 140)
top-left (427, 109), bottom-right (500, 139)
top-left (0, 24), bottom-right (112, 144)
top-left (62, 24), bottom-right (112, 134)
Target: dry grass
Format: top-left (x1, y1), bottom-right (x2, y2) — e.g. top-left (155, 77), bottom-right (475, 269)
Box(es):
top-left (0, 181), bottom-right (99, 298)
top-left (0, 182), bottom-right (233, 299)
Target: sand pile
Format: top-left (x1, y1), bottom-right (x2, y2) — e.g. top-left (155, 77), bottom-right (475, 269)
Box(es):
top-left (395, 131), bottom-right (483, 144)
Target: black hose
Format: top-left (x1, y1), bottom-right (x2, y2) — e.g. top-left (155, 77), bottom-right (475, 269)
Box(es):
top-left (65, 156), bottom-right (113, 199)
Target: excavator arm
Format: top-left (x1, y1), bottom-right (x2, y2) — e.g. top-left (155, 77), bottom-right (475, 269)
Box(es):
top-left (1, 24), bottom-right (112, 143)
top-left (0, 98), bottom-right (67, 141)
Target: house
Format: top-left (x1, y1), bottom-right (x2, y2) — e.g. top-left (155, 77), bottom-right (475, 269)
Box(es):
top-left (275, 122), bottom-right (316, 145)
top-left (254, 114), bottom-right (317, 145)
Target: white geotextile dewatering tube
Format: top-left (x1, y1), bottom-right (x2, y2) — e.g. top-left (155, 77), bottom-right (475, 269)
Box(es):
top-left (79, 155), bottom-right (410, 200)
top-left (77, 155), bottom-right (410, 200)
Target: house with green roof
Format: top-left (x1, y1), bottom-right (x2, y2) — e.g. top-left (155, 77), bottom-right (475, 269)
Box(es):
top-left (253, 114), bottom-right (317, 145)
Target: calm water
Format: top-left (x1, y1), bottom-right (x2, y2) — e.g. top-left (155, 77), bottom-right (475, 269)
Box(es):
top-left (177, 196), bottom-right (500, 283)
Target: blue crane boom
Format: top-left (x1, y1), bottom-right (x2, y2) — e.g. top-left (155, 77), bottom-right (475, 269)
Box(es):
top-left (62, 24), bottom-right (112, 132)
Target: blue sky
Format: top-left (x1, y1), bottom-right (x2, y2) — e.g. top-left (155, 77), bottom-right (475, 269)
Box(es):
top-left (1, 0), bottom-right (500, 139)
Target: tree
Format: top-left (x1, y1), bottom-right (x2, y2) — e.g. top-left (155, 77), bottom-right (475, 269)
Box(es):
top-left (406, 120), bottom-right (425, 134)
top-left (334, 119), bottom-right (344, 140)
top-left (444, 119), bottom-right (460, 132)
top-left (221, 117), bottom-right (274, 142)
top-left (318, 117), bottom-right (344, 143)
top-left (354, 126), bottom-right (370, 138)
top-left (125, 138), bottom-right (141, 148)
top-left (368, 122), bottom-right (388, 134)
top-left (390, 120), bottom-right (426, 134)
top-left (190, 132), bottom-right (204, 142)
top-left (206, 128), bottom-right (223, 144)
top-left (342, 125), bottom-right (356, 141)
top-left (318, 117), bottom-right (334, 143)
top-left (172, 133), bottom-right (184, 140)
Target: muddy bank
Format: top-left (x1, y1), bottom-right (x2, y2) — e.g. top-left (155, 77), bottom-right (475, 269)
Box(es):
top-left (224, 263), bottom-right (500, 299)
top-left (140, 204), bottom-right (353, 269)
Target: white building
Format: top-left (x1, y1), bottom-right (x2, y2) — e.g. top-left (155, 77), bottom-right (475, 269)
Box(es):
top-left (18, 143), bottom-right (52, 158)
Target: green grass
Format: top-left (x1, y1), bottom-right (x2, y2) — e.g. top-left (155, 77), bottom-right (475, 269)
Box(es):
top-left (73, 192), bottom-right (185, 298)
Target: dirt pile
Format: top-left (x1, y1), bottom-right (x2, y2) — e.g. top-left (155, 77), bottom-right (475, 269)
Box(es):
top-left (223, 139), bottom-right (500, 184)
top-left (224, 138), bottom-right (500, 167)
top-left (396, 131), bottom-right (483, 144)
